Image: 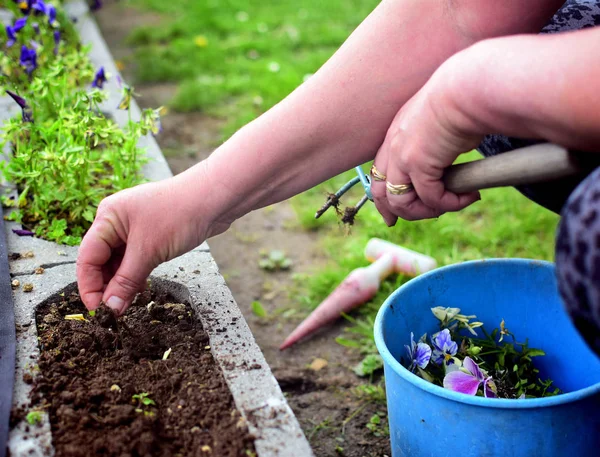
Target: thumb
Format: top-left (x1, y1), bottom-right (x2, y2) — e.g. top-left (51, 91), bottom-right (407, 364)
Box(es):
top-left (101, 247), bottom-right (155, 315)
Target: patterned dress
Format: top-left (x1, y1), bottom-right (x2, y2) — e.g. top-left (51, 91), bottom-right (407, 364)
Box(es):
top-left (478, 0), bottom-right (600, 354)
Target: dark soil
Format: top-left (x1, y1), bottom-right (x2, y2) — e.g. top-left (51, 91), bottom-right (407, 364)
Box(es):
top-left (33, 286), bottom-right (255, 457)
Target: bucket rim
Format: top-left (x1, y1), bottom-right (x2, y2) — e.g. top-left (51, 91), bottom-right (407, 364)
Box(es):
top-left (374, 258), bottom-right (600, 409)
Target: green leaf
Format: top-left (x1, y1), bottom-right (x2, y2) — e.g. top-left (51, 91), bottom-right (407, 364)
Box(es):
top-left (525, 349), bottom-right (546, 358)
top-left (335, 337), bottom-right (361, 349)
top-left (82, 209), bottom-right (95, 223)
top-left (353, 354), bottom-right (383, 377)
top-left (251, 301), bottom-right (268, 318)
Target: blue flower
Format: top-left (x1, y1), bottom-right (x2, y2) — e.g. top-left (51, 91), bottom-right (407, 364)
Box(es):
top-left (5, 26), bottom-right (17, 47)
top-left (405, 332), bottom-right (432, 373)
top-left (46, 4), bottom-right (57, 26)
top-left (91, 0), bottom-right (102, 11)
top-left (53, 29), bottom-right (60, 55)
top-left (5, 17), bottom-right (27, 48)
top-left (32, 22), bottom-right (40, 35)
top-left (13, 17), bottom-right (28, 32)
top-left (19, 45), bottom-right (37, 75)
top-left (32, 0), bottom-right (47, 15)
top-left (32, 1), bottom-right (57, 26)
top-left (18, 0), bottom-right (34, 15)
top-left (6, 90), bottom-right (34, 123)
top-left (91, 67), bottom-right (107, 89)
top-left (431, 329), bottom-right (458, 366)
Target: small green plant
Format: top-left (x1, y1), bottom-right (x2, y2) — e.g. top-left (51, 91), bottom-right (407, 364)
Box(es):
top-left (365, 412), bottom-right (389, 437)
top-left (26, 410), bottom-right (43, 426)
top-left (353, 354), bottom-right (383, 377)
top-left (354, 383), bottom-right (386, 404)
top-left (258, 250), bottom-right (293, 271)
top-left (132, 392), bottom-right (156, 415)
top-left (251, 300), bottom-right (268, 318)
top-left (132, 392), bottom-right (155, 406)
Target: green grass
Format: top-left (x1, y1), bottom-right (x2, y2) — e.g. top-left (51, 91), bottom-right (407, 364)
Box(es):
top-left (124, 0), bottom-right (560, 362)
top-left (290, 151), bottom-right (559, 354)
top-left (125, 0), bottom-right (379, 137)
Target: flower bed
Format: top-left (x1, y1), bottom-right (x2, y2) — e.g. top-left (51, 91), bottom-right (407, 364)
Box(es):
top-left (1, 2), bottom-right (313, 456)
top-left (31, 282), bottom-right (256, 456)
top-left (1, 0), bottom-right (157, 245)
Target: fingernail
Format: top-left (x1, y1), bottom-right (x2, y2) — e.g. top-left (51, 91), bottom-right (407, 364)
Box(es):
top-left (106, 296), bottom-right (125, 314)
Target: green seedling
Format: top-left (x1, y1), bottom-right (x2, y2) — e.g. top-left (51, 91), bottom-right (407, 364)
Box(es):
top-left (26, 410), bottom-right (43, 426)
top-left (365, 412), bottom-right (389, 437)
top-left (132, 392), bottom-right (156, 414)
top-left (258, 250), bottom-right (292, 271)
top-left (353, 354), bottom-right (383, 378)
top-left (251, 301), bottom-right (268, 318)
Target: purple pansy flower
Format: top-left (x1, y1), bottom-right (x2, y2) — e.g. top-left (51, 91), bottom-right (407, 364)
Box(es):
top-left (19, 45), bottom-right (37, 75)
top-left (443, 356), bottom-right (497, 398)
top-left (91, 0), bottom-right (102, 11)
top-left (32, 22), bottom-right (40, 35)
top-left (13, 17), bottom-right (28, 32)
top-left (12, 229), bottom-right (34, 237)
top-left (32, 1), bottom-right (57, 26)
top-left (18, 0), bottom-right (34, 15)
top-left (91, 67), bottom-right (107, 88)
top-left (46, 4), bottom-right (57, 26)
top-left (5, 26), bottom-right (17, 47)
top-left (431, 329), bottom-right (458, 366)
top-left (32, 0), bottom-right (47, 15)
top-left (53, 29), bottom-right (60, 55)
top-left (6, 90), bottom-right (34, 123)
top-left (6, 17), bottom-right (27, 48)
top-left (405, 332), bottom-right (432, 373)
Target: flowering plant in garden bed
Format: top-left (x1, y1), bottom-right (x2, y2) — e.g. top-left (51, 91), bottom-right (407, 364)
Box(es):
top-left (403, 307), bottom-right (561, 399)
top-left (0, 1), bottom-right (160, 245)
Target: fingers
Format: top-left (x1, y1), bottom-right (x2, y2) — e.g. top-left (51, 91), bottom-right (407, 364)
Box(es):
top-left (101, 247), bottom-right (155, 316)
top-left (373, 129), bottom-right (480, 222)
top-left (76, 217), bottom-right (124, 311)
top-left (371, 141), bottom-right (398, 227)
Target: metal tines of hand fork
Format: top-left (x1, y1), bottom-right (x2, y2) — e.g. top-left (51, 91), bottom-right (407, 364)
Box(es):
top-left (315, 166), bottom-right (373, 223)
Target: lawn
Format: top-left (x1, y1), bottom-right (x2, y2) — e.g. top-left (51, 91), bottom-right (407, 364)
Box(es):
top-left (127, 0), bottom-right (380, 137)
top-left (124, 0), bottom-right (559, 370)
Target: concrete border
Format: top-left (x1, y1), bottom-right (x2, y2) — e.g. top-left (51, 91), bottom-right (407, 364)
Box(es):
top-left (2, 2), bottom-right (313, 456)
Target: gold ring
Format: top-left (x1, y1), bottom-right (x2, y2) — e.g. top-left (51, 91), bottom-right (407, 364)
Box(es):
top-left (370, 164), bottom-right (387, 182)
top-left (386, 181), bottom-right (414, 196)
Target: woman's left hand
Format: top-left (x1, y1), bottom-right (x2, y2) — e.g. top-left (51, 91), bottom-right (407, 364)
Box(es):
top-left (370, 45), bottom-right (486, 225)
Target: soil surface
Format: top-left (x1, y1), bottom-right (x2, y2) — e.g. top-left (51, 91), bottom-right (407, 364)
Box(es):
top-left (33, 288), bottom-right (255, 457)
top-left (94, 3), bottom-right (391, 456)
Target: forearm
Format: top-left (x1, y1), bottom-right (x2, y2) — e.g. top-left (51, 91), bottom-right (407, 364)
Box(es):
top-left (449, 27), bottom-right (600, 151)
top-left (177, 0), bottom-right (562, 222)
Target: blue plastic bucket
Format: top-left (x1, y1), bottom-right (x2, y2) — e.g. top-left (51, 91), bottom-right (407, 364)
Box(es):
top-left (374, 259), bottom-right (600, 457)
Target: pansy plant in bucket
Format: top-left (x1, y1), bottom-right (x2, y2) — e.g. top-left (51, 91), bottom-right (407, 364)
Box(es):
top-left (402, 307), bottom-right (561, 399)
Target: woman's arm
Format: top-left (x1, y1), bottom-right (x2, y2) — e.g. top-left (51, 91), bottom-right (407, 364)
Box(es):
top-left (77, 0), bottom-right (563, 312)
top-left (371, 25), bottom-right (600, 222)
top-left (193, 0), bottom-right (564, 223)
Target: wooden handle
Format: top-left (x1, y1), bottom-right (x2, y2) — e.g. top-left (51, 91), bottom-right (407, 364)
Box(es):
top-left (443, 143), bottom-right (593, 193)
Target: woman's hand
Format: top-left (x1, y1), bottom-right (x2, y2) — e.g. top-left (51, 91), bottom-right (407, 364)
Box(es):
top-left (370, 51), bottom-right (483, 225)
top-left (76, 163), bottom-right (230, 315)
top-left (372, 27), bottom-right (600, 225)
